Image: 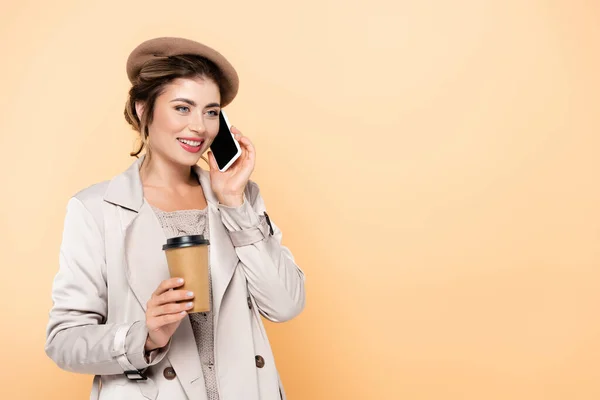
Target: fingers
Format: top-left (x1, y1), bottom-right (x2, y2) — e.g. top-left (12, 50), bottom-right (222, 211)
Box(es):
top-left (152, 288), bottom-right (195, 307)
top-left (238, 136), bottom-right (255, 162)
top-left (152, 277), bottom-right (184, 297)
top-left (207, 151), bottom-right (218, 170)
top-left (149, 300), bottom-right (194, 318)
top-left (148, 278), bottom-right (194, 309)
top-left (146, 310), bottom-right (188, 332)
top-left (146, 278), bottom-right (195, 331)
top-left (232, 127), bottom-right (245, 145)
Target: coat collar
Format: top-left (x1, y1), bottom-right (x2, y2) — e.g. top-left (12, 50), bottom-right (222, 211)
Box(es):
top-left (103, 154), bottom-right (217, 211)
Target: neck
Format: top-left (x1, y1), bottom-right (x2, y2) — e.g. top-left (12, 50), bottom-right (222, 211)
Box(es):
top-left (139, 153), bottom-right (198, 189)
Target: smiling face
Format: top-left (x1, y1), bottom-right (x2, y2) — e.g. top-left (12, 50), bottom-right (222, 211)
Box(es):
top-left (137, 76), bottom-right (221, 167)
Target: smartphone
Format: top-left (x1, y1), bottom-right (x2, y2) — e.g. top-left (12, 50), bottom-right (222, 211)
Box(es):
top-left (211, 110), bottom-right (242, 172)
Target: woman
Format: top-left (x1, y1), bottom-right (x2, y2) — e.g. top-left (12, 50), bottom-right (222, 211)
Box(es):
top-left (45, 37), bottom-right (306, 400)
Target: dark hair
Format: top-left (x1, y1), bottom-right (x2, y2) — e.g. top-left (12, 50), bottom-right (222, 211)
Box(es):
top-left (124, 55), bottom-right (224, 157)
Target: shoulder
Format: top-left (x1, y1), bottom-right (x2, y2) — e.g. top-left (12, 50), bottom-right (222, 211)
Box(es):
top-left (66, 181), bottom-right (111, 235)
top-left (72, 181), bottom-right (110, 206)
top-left (71, 180), bottom-right (110, 210)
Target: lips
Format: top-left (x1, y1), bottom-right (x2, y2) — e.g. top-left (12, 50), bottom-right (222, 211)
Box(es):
top-left (177, 137), bottom-right (204, 153)
top-left (177, 137), bottom-right (203, 146)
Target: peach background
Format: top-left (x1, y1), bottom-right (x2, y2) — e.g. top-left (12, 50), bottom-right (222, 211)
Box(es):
top-left (1, 1), bottom-right (599, 399)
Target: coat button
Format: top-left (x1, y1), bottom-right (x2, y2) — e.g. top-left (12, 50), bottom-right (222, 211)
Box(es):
top-left (255, 355), bottom-right (265, 368)
top-left (163, 367), bottom-right (177, 380)
top-left (247, 296), bottom-right (252, 309)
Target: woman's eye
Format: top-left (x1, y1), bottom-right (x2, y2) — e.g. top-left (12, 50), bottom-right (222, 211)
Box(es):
top-left (207, 110), bottom-right (220, 117)
top-left (175, 106), bottom-right (190, 113)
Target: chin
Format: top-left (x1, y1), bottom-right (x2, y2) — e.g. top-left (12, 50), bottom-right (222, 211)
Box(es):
top-left (160, 148), bottom-right (199, 167)
top-left (176, 154), bottom-right (203, 167)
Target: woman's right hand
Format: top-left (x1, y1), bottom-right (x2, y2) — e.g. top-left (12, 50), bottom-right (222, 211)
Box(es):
top-left (144, 277), bottom-right (195, 351)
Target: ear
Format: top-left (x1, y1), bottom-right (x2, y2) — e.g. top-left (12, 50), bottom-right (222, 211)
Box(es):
top-left (135, 101), bottom-right (145, 119)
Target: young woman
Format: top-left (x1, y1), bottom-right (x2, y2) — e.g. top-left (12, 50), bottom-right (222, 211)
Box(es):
top-left (45, 37), bottom-right (306, 400)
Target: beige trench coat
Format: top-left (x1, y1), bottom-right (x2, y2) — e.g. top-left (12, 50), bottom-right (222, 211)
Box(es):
top-left (45, 156), bottom-right (306, 400)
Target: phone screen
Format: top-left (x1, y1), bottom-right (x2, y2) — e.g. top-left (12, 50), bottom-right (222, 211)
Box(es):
top-left (211, 112), bottom-right (239, 170)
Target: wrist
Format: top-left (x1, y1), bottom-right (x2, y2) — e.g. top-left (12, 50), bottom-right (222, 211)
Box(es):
top-left (144, 335), bottom-right (159, 352)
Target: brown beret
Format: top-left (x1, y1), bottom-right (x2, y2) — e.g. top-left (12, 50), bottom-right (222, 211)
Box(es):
top-left (126, 37), bottom-right (239, 107)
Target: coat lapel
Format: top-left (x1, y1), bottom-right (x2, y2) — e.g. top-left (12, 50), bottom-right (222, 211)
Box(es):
top-left (195, 167), bottom-right (239, 326)
top-left (103, 157), bottom-right (167, 311)
top-left (103, 157), bottom-right (240, 399)
top-left (123, 201), bottom-right (169, 310)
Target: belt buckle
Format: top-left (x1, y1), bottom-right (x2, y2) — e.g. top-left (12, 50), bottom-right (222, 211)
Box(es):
top-left (124, 370), bottom-right (147, 381)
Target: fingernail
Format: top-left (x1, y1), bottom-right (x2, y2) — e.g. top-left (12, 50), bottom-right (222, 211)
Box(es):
top-left (180, 311), bottom-right (187, 315)
top-left (187, 291), bottom-right (194, 297)
top-left (178, 278), bottom-right (184, 284)
top-left (186, 302), bottom-right (193, 308)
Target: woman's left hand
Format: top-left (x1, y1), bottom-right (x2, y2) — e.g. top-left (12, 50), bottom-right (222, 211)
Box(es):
top-left (208, 126), bottom-right (256, 207)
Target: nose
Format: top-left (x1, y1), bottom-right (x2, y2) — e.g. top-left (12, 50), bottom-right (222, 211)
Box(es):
top-left (189, 124), bottom-right (206, 134)
top-left (188, 112), bottom-right (206, 134)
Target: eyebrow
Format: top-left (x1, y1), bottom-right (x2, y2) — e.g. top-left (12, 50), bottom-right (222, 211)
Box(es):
top-left (170, 98), bottom-right (221, 108)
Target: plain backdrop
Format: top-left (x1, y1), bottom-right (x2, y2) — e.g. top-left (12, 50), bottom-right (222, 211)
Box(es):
top-left (0, 1), bottom-right (599, 399)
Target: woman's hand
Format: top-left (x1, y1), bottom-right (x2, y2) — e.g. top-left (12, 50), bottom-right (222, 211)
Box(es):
top-left (208, 126), bottom-right (256, 207)
top-left (144, 278), bottom-right (195, 351)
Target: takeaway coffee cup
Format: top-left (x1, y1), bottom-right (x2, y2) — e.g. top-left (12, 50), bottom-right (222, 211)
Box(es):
top-left (162, 234), bottom-right (210, 313)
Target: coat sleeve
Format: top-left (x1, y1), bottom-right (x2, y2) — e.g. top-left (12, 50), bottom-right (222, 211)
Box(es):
top-left (218, 182), bottom-right (306, 322)
top-left (45, 197), bottom-right (169, 375)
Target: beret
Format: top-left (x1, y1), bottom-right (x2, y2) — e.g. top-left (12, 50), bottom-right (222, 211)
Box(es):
top-left (126, 37), bottom-right (239, 107)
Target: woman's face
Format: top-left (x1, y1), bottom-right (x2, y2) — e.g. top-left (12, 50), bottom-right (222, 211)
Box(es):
top-left (139, 76), bottom-right (221, 167)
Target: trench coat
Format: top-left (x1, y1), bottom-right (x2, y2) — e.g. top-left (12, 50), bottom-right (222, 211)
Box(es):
top-left (45, 155), bottom-right (306, 399)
